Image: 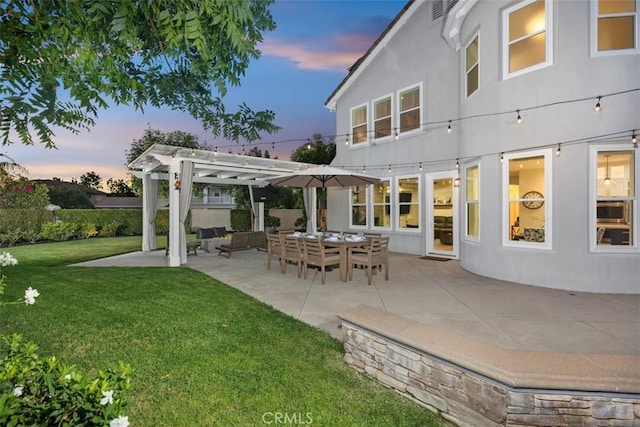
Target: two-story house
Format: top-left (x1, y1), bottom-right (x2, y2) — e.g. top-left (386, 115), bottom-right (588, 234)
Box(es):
top-left (325, 0), bottom-right (639, 293)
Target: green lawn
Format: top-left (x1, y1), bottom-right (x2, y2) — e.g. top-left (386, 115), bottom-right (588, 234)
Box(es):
top-left (1, 238), bottom-right (449, 426)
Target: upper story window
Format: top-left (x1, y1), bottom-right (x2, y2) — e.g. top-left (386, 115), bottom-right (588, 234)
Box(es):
top-left (351, 104), bottom-right (368, 145)
top-left (503, 0), bottom-right (553, 78)
top-left (351, 185), bottom-right (368, 227)
top-left (465, 34), bottom-right (479, 97)
top-left (398, 84), bottom-right (421, 134)
top-left (503, 149), bottom-right (552, 249)
top-left (372, 180), bottom-right (391, 228)
top-left (590, 145), bottom-right (637, 250)
top-left (373, 95), bottom-right (392, 140)
top-left (465, 164), bottom-right (480, 239)
top-left (592, 0), bottom-right (638, 55)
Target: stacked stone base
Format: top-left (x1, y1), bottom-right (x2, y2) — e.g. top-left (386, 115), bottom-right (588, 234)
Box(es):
top-left (341, 322), bottom-right (640, 427)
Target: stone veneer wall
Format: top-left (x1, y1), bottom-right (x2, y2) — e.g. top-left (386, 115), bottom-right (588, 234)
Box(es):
top-left (342, 322), bottom-right (640, 427)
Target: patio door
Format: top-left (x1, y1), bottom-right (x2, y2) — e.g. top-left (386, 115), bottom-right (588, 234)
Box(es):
top-left (426, 171), bottom-right (458, 258)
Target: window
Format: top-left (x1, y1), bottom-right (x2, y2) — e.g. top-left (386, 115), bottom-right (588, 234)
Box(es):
top-left (591, 146), bottom-right (636, 250)
top-left (351, 104), bottom-right (368, 145)
top-left (465, 164), bottom-right (479, 238)
top-left (503, 0), bottom-right (552, 78)
top-left (397, 176), bottom-right (420, 230)
top-left (373, 95), bottom-right (392, 140)
top-left (465, 34), bottom-right (479, 97)
top-left (503, 149), bottom-right (552, 249)
top-left (372, 180), bottom-right (391, 228)
top-left (398, 85), bottom-right (421, 134)
top-left (592, 0), bottom-right (638, 54)
top-left (351, 185), bottom-right (368, 227)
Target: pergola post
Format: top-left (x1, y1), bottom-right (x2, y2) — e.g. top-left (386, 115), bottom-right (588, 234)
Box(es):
top-left (167, 161), bottom-right (181, 267)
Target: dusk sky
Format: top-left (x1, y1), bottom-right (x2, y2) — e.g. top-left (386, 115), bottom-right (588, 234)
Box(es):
top-left (5, 0), bottom-right (407, 184)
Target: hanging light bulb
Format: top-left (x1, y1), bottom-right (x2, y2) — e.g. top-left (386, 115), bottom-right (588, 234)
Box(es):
top-left (394, 129), bottom-right (399, 140)
top-left (500, 152), bottom-right (504, 163)
top-left (456, 158), bottom-right (459, 169)
top-left (594, 96), bottom-right (602, 112)
top-left (632, 131), bottom-right (637, 147)
top-left (363, 166), bottom-right (367, 174)
top-left (214, 146), bottom-right (218, 155)
top-left (555, 144), bottom-right (561, 157)
top-left (447, 120), bottom-right (452, 134)
top-left (388, 164), bottom-right (391, 174)
top-left (272, 141), bottom-right (275, 150)
top-left (419, 162), bottom-right (423, 171)
top-left (191, 148), bottom-right (195, 156)
top-left (307, 140), bottom-right (312, 150)
top-left (345, 134), bottom-right (350, 145)
top-left (603, 155), bottom-right (612, 186)
top-left (516, 110), bottom-right (522, 124)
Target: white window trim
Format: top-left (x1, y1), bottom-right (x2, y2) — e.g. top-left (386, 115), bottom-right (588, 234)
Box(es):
top-left (349, 102), bottom-right (369, 147)
top-left (397, 82), bottom-right (423, 137)
top-left (395, 174), bottom-right (422, 233)
top-left (589, 144), bottom-right (639, 253)
top-left (502, 0), bottom-right (554, 80)
top-left (463, 161), bottom-right (480, 242)
top-left (350, 185), bottom-right (368, 229)
top-left (372, 94), bottom-right (394, 143)
top-left (464, 32), bottom-right (480, 99)
top-left (371, 178), bottom-right (393, 231)
top-left (502, 149), bottom-right (553, 250)
top-left (590, 0), bottom-right (640, 57)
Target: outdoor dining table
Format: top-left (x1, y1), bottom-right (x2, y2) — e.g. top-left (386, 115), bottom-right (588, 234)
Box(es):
top-left (292, 234), bottom-right (369, 282)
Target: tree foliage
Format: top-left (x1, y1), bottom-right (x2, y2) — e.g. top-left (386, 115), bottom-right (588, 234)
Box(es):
top-left (107, 178), bottom-right (136, 197)
top-left (79, 171), bottom-right (102, 190)
top-left (47, 186), bottom-right (94, 209)
top-left (290, 134), bottom-right (336, 165)
top-left (0, 0), bottom-right (280, 148)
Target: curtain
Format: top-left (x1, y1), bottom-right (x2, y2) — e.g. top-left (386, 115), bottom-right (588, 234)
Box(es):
top-left (248, 185), bottom-right (256, 231)
top-left (179, 160), bottom-right (194, 264)
top-left (143, 174), bottom-right (158, 251)
top-left (303, 188), bottom-right (317, 234)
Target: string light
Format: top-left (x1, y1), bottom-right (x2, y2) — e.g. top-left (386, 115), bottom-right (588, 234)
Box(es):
top-left (191, 148), bottom-right (195, 156)
top-left (516, 110), bottom-right (522, 124)
top-left (388, 164), bottom-right (391, 174)
top-left (345, 134), bottom-right (349, 145)
top-left (500, 152), bottom-right (504, 163)
top-left (307, 140), bottom-right (312, 150)
top-left (632, 131), bottom-right (637, 144)
top-left (394, 128), bottom-right (399, 140)
top-left (272, 141), bottom-right (275, 150)
top-left (419, 162), bottom-right (423, 171)
top-left (555, 144), bottom-right (561, 157)
top-left (214, 146), bottom-right (218, 155)
top-left (447, 120), bottom-right (452, 134)
top-left (456, 158), bottom-right (460, 169)
top-left (363, 166), bottom-right (367, 174)
top-left (594, 96), bottom-right (602, 112)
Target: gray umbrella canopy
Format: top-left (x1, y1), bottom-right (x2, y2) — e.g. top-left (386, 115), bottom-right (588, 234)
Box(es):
top-left (265, 165), bottom-right (380, 188)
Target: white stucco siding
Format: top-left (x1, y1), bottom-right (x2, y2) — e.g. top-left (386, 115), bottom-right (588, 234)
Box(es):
top-left (327, 0), bottom-right (640, 293)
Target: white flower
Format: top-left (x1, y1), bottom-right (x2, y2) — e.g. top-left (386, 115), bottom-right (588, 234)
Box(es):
top-left (24, 287), bottom-right (40, 305)
top-left (0, 252), bottom-right (17, 267)
top-left (100, 390), bottom-right (114, 406)
top-left (64, 374), bottom-right (72, 380)
top-left (110, 415), bottom-right (129, 427)
top-left (13, 385), bottom-right (23, 397)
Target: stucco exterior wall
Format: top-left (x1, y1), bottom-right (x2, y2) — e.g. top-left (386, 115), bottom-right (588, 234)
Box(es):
top-left (327, 0), bottom-right (640, 293)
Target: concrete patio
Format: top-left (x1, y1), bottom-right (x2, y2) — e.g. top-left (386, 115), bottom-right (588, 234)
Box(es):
top-left (76, 246), bottom-right (640, 424)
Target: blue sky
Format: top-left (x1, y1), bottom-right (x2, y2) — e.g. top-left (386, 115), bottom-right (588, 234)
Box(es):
top-left (6, 0), bottom-right (407, 183)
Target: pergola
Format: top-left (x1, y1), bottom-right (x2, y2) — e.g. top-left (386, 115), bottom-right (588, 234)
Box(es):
top-left (129, 143), bottom-right (317, 266)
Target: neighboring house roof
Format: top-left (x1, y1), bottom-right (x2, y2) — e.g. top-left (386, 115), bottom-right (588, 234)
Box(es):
top-left (92, 196), bottom-right (143, 209)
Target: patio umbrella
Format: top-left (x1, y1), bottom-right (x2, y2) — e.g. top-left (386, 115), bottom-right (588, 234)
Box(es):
top-left (266, 165), bottom-right (380, 188)
top-left (266, 165), bottom-right (380, 232)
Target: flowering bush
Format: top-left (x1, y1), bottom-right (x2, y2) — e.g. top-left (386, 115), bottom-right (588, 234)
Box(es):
top-left (0, 253), bottom-right (131, 426)
top-left (0, 176), bottom-right (50, 245)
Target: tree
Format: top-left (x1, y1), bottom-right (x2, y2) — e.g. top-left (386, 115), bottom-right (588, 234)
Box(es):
top-left (79, 171), bottom-right (102, 190)
top-left (0, 1), bottom-right (280, 148)
top-left (290, 134), bottom-right (336, 165)
top-left (107, 178), bottom-right (136, 197)
top-left (47, 186), bottom-right (94, 209)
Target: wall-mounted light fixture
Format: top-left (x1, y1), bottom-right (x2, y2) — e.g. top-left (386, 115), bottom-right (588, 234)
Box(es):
top-left (174, 172), bottom-right (181, 190)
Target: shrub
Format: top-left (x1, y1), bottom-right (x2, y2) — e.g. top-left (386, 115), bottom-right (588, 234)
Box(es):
top-left (99, 222), bottom-right (121, 238)
top-left (39, 222), bottom-right (79, 241)
top-left (230, 209), bottom-right (251, 231)
top-left (264, 215), bottom-right (281, 228)
top-left (0, 334), bottom-right (132, 426)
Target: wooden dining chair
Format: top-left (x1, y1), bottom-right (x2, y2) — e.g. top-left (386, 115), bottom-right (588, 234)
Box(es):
top-left (302, 237), bottom-right (340, 284)
top-left (282, 235), bottom-right (303, 278)
top-left (348, 237), bottom-right (389, 285)
top-left (266, 234), bottom-right (284, 272)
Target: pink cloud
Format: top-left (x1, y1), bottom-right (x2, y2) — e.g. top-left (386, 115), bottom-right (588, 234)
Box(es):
top-left (261, 31), bottom-right (379, 71)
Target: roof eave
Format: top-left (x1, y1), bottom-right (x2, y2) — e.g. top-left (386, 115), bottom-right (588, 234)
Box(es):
top-left (442, 0), bottom-right (479, 51)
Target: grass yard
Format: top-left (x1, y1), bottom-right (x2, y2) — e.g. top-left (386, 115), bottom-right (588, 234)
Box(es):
top-left (1, 238), bottom-right (449, 426)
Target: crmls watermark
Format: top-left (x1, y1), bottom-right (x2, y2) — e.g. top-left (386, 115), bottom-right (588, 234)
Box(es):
top-left (261, 411), bottom-right (313, 425)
